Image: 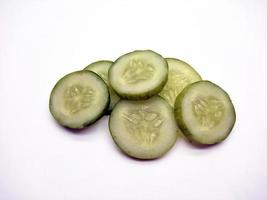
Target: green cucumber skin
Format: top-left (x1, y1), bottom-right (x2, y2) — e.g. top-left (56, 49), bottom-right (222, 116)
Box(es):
top-left (165, 57), bottom-right (202, 79)
top-left (174, 86), bottom-right (194, 143)
top-left (108, 99), bottom-right (137, 159)
top-left (83, 60), bottom-right (113, 71)
top-left (108, 96), bottom-right (177, 160)
top-left (84, 60), bottom-right (120, 114)
top-left (174, 80), bottom-right (236, 145)
top-left (49, 70), bottom-right (110, 129)
top-left (111, 76), bottom-right (168, 100)
top-left (108, 119), bottom-right (138, 159)
top-left (109, 133), bottom-right (170, 160)
top-left (109, 50), bottom-right (169, 100)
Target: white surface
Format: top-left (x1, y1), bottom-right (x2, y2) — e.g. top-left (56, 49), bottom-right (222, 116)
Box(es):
top-left (1, 0), bottom-right (267, 199)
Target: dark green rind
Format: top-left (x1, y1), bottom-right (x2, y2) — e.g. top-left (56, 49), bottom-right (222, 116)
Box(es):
top-left (109, 50), bottom-right (169, 100)
top-left (108, 96), bottom-right (177, 160)
top-left (174, 85), bottom-right (194, 143)
top-left (83, 60), bottom-right (120, 114)
top-left (83, 60), bottom-right (113, 71)
top-left (49, 70), bottom-right (110, 129)
top-left (111, 77), bottom-right (168, 100)
top-left (174, 80), bottom-right (236, 145)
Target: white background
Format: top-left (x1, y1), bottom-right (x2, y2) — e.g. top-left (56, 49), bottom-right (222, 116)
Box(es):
top-left (1, 0), bottom-right (267, 199)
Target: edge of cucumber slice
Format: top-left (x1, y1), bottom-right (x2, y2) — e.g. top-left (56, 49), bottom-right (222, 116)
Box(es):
top-left (159, 57), bottom-right (202, 107)
top-left (166, 57), bottom-right (202, 77)
top-left (49, 70), bottom-right (110, 129)
top-left (174, 80), bottom-right (236, 145)
top-left (109, 50), bottom-right (168, 100)
top-left (84, 60), bottom-right (113, 72)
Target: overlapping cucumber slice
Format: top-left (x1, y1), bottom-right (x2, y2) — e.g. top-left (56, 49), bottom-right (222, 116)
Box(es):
top-left (84, 60), bottom-right (120, 113)
top-left (49, 71), bottom-right (109, 129)
top-left (159, 58), bottom-right (201, 107)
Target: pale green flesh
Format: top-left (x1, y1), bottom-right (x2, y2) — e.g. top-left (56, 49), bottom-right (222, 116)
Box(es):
top-left (109, 96), bottom-right (178, 159)
top-left (174, 81), bottom-right (236, 145)
top-left (109, 50), bottom-right (168, 100)
top-left (49, 71), bottom-right (109, 129)
top-left (159, 58), bottom-right (201, 107)
top-left (84, 60), bottom-right (120, 113)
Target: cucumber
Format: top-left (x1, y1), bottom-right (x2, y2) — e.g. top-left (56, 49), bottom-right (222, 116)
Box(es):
top-left (109, 96), bottom-right (178, 159)
top-left (174, 81), bottom-right (236, 145)
top-left (159, 58), bottom-right (201, 107)
top-left (109, 50), bottom-right (168, 100)
top-left (49, 70), bottom-right (109, 129)
top-left (84, 60), bottom-right (120, 113)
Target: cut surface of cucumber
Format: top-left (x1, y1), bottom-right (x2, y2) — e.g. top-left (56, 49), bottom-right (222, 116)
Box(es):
top-left (49, 70), bottom-right (109, 129)
top-left (109, 50), bottom-right (168, 100)
top-left (159, 58), bottom-right (201, 107)
top-left (84, 60), bottom-right (120, 113)
top-left (109, 96), bottom-right (178, 159)
top-left (174, 81), bottom-right (236, 145)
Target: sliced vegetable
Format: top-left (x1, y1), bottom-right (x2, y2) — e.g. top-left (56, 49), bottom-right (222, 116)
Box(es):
top-left (109, 50), bottom-right (168, 100)
top-left (174, 81), bottom-right (236, 144)
top-left (109, 96), bottom-right (178, 159)
top-left (159, 58), bottom-right (201, 107)
top-left (49, 70), bottom-right (109, 129)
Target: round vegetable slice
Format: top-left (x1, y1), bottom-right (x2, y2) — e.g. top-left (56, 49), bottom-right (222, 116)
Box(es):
top-left (174, 81), bottom-right (236, 145)
top-left (159, 58), bottom-right (201, 107)
top-left (109, 96), bottom-right (178, 159)
top-left (84, 60), bottom-right (120, 113)
top-left (109, 50), bottom-right (168, 100)
top-left (49, 70), bottom-right (109, 129)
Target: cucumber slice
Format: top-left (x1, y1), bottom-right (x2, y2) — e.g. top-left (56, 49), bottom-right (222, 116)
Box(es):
top-left (174, 81), bottom-right (236, 145)
top-left (159, 58), bottom-right (201, 107)
top-left (109, 50), bottom-right (168, 100)
top-left (84, 60), bottom-right (120, 113)
top-left (49, 70), bottom-right (109, 129)
top-left (109, 96), bottom-right (178, 159)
